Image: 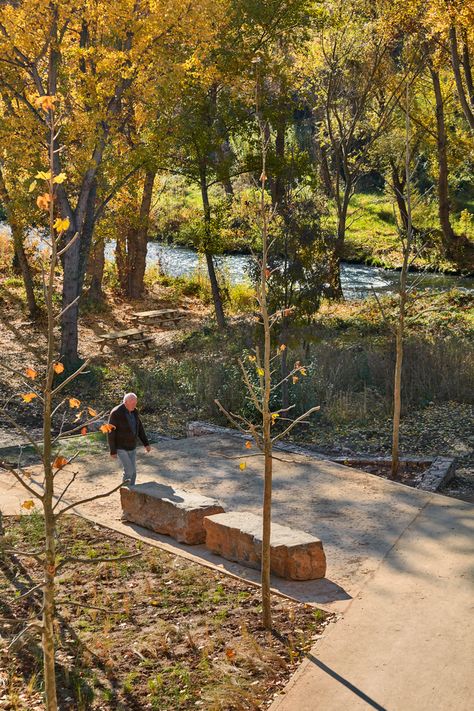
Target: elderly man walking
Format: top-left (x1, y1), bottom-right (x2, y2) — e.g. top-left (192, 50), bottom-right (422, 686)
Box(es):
top-left (108, 393), bottom-right (151, 485)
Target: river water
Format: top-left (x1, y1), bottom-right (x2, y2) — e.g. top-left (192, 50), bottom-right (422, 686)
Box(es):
top-left (105, 240), bottom-right (474, 300)
top-left (2, 221), bottom-right (472, 300)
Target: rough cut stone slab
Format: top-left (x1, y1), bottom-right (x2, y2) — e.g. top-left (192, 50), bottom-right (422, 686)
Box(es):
top-left (120, 482), bottom-right (225, 544)
top-left (419, 457), bottom-right (456, 492)
top-left (204, 511), bottom-right (326, 581)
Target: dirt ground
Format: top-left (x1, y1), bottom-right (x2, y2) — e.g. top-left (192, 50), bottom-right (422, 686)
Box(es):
top-left (0, 514), bottom-right (333, 711)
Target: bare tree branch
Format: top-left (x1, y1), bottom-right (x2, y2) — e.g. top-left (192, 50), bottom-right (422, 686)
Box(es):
top-left (272, 406), bottom-right (321, 443)
top-left (54, 480), bottom-right (127, 518)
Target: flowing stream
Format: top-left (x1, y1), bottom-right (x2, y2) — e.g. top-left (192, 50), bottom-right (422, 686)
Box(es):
top-left (105, 240), bottom-right (474, 300)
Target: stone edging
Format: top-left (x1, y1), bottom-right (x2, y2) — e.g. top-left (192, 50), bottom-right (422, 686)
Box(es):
top-left (186, 421), bottom-right (456, 493)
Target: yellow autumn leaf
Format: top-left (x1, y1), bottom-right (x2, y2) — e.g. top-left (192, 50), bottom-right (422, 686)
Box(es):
top-left (28, 180), bottom-right (37, 193)
top-left (25, 367), bottom-right (38, 379)
top-left (52, 173), bottom-right (67, 184)
top-left (248, 355), bottom-right (256, 362)
top-left (21, 392), bottom-right (37, 403)
top-left (257, 367), bottom-right (264, 376)
top-left (271, 412), bottom-right (280, 422)
top-left (69, 397), bottom-right (81, 408)
top-left (53, 217), bottom-right (70, 232)
top-left (239, 461), bottom-right (247, 471)
top-left (35, 170), bottom-right (51, 180)
top-left (88, 407), bottom-right (98, 417)
top-left (53, 362), bottom-right (64, 374)
top-left (300, 367), bottom-right (307, 376)
top-left (21, 500), bottom-right (35, 510)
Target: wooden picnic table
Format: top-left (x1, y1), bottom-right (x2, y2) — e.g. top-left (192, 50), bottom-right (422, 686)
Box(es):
top-left (95, 328), bottom-right (154, 350)
top-left (131, 308), bottom-right (188, 327)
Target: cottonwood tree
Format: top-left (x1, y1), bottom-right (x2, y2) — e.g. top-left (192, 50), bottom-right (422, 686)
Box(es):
top-left (215, 65), bottom-right (320, 628)
top-left (0, 95), bottom-right (138, 711)
top-left (302, 0), bottom-right (420, 297)
top-left (0, 0), bottom-right (217, 366)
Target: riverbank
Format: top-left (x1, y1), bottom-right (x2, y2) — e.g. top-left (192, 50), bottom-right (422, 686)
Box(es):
top-left (152, 191), bottom-right (474, 276)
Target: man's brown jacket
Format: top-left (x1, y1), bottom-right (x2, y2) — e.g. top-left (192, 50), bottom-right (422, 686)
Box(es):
top-left (107, 403), bottom-right (149, 454)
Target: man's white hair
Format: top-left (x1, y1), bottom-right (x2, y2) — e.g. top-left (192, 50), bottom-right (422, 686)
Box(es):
top-left (123, 392), bottom-right (138, 404)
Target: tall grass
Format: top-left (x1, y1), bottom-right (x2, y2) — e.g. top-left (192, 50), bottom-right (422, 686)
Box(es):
top-left (129, 331), bottom-right (473, 429)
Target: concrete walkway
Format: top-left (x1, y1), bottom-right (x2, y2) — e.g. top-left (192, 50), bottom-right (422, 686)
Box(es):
top-left (1, 433), bottom-right (473, 709)
top-left (270, 494), bottom-right (474, 711)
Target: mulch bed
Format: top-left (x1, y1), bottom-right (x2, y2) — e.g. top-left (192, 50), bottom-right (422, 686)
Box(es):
top-left (0, 514), bottom-right (334, 710)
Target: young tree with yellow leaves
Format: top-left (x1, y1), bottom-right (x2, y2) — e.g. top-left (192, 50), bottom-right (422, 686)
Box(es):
top-left (0, 95), bottom-right (138, 711)
top-left (216, 62), bottom-right (320, 629)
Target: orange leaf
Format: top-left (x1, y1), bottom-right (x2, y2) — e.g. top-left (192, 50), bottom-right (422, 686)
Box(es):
top-left (279, 344), bottom-right (286, 351)
top-left (25, 367), bottom-right (38, 379)
top-left (225, 648), bottom-right (236, 659)
top-left (53, 456), bottom-right (68, 470)
top-left (100, 423), bottom-right (116, 433)
top-left (36, 193), bottom-right (51, 211)
top-left (292, 375), bottom-right (299, 384)
top-left (81, 427), bottom-right (87, 435)
top-left (21, 500), bottom-right (35, 510)
top-left (69, 397), bottom-right (81, 408)
top-left (53, 362), bottom-right (64, 374)
top-left (264, 268), bottom-right (271, 279)
top-left (35, 94), bottom-right (56, 111)
top-left (21, 392), bottom-right (38, 403)
top-left (87, 407), bottom-right (98, 417)
top-left (245, 441), bottom-right (252, 449)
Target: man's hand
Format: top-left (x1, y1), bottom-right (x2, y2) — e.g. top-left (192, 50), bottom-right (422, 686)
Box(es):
top-left (110, 453), bottom-right (117, 458)
top-left (145, 445), bottom-right (151, 453)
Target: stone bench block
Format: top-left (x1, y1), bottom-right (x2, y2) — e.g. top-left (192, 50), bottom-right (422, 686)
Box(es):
top-left (204, 511), bottom-right (326, 581)
top-left (120, 482), bottom-right (225, 544)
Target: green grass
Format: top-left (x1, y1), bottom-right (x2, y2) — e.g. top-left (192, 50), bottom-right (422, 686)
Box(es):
top-left (324, 191), bottom-right (474, 271)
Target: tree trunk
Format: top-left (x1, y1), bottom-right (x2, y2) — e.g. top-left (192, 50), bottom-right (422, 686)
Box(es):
top-left (449, 26), bottom-right (474, 131)
top-left (392, 85), bottom-right (412, 479)
top-left (461, 33), bottom-right (474, 109)
top-left (127, 169), bottom-right (156, 299)
top-left (60, 181), bottom-right (97, 368)
top-left (0, 171), bottom-right (38, 317)
top-left (327, 185), bottom-right (350, 300)
top-left (430, 67), bottom-right (457, 255)
top-left (390, 159), bottom-right (409, 232)
top-left (271, 121), bottom-right (286, 210)
top-left (11, 221), bottom-right (38, 318)
top-left (87, 237), bottom-right (105, 302)
top-left (199, 170), bottom-right (226, 329)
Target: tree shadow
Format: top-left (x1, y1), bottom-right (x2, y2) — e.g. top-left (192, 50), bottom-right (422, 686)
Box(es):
top-left (305, 652), bottom-right (388, 711)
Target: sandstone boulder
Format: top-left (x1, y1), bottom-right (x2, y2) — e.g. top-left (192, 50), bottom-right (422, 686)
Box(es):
top-left (204, 511), bottom-right (326, 580)
top-left (120, 482), bottom-right (225, 544)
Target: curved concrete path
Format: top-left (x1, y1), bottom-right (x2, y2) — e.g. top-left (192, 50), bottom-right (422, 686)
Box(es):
top-left (1, 433), bottom-right (473, 709)
top-left (270, 494), bottom-right (474, 711)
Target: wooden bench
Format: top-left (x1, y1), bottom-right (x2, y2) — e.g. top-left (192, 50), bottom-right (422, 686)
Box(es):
top-left (120, 482), bottom-right (225, 544)
top-left (204, 511), bottom-right (326, 580)
top-left (95, 328), bottom-right (153, 350)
